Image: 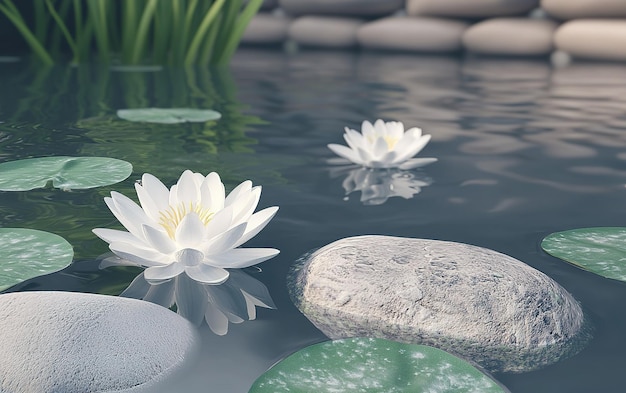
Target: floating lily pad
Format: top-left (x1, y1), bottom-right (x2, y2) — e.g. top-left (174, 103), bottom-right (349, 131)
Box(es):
top-left (0, 156), bottom-right (132, 191)
top-left (110, 65), bottom-right (163, 72)
top-left (249, 337), bottom-right (507, 393)
top-left (0, 228), bottom-right (73, 291)
top-left (542, 227), bottom-right (626, 282)
top-left (116, 108), bottom-right (221, 124)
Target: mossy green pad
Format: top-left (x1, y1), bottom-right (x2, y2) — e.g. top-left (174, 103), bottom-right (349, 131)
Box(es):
top-left (249, 337), bottom-right (507, 393)
top-left (542, 227), bottom-right (626, 282)
top-left (0, 156), bottom-right (132, 191)
top-left (117, 108), bottom-right (221, 124)
top-left (0, 228), bottom-right (73, 291)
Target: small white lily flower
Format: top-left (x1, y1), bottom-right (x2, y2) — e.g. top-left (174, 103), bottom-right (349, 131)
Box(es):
top-left (327, 119), bottom-right (437, 170)
top-left (93, 170), bottom-right (279, 285)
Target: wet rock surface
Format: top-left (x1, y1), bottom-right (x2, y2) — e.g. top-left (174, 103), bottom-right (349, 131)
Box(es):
top-left (289, 235), bottom-right (589, 373)
top-left (0, 291), bottom-right (199, 393)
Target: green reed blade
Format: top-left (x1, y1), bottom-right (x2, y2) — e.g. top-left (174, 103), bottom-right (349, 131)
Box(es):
top-left (212, 0), bottom-right (241, 58)
top-left (130, 0), bottom-right (157, 64)
top-left (45, 0), bottom-right (78, 61)
top-left (214, 0), bottom-right (262, 64)
top-left (0, 1), bottom-right (54, 64)
top-left (184, 0), bottom-right (225, 66)
top-left (198, 12), bottom-right (222, 66)
top-left (87, 0), bottom-right (110, 62)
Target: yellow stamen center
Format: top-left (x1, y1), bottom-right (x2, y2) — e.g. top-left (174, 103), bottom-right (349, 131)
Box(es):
top-left (158, 202), bottom-right (214, 239)
top-left (384, 135), bottom-right (399, 149)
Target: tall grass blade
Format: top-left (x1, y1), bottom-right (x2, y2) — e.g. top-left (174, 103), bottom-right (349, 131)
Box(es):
top-left (214, 0), bottom-right (262, 64)
top-left (45, 0), bottom-right (78, 61)
top-left (131, 0), bottom-right (158, 64)
top-left (0, 1), bottom-right (54, 64)
top-left (184, 0), bottom-right (225, 66)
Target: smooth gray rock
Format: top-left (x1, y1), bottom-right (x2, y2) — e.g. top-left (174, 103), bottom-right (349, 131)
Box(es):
top-left (357, 17), bottom-right (469, 53)
top-left (288, 236), bottom-right (588, 373)
top-left (288, 16), bottom-right (364, 48)
top-left (541, 0), bottom-right (626, 19)
top-left (241, 13), bottom-right (291, 45)
top-left (554, 20), bottom-right (626, 61)
top-left (0, 291), bottom-right (199, 393)
top-left (463, 18), bottom-right (558, 56)
top-left (407, 0), bottom-right (539, 18)
top-left (279, 0), bottom-right (404, 17)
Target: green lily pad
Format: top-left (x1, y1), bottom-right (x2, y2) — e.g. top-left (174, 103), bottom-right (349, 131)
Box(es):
top-left (0, 228), bottom-right (73, 291)
top-left (116, 108), bottom-right (221, 124)
top-left (249, 338), bottom-right (507, 393)
top-left (0, 156), bottom-right (132, 191)
top-left (542, 227), bottom-right (626, 282)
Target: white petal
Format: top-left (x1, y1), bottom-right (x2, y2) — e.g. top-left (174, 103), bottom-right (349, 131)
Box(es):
top-left (357, 147), bottom-right (375, 166)
top-left (205, 303), bottom-right (229, 335)
top-left (393, 134), bottom-right (432, 164)
top-left (387, 121), bottom-right (405, 139)
top-left (92, 228), bottom-right (140, 245)
top-left (405, 127), bottom-right (423, 138)
top-left (328, 144), bottom-right (363, 165)
top-left (225, 180), bottom-right (252, 207)
top-left (231, 187), bottom-right (261, 227)
top-left (135, 173), bottom-right (170, 222)
top-left (361, 120), bottom-right (375, 140)
top-left (377, 151), bottom-right (398, 168)
top-left (373, 119), bottom-right (387, 136)
top-left (343, 128), bottom-right (365, 151)
top-left (185, 264), bottom-right (229, 284)
top-left (144, 279), bottom-right (176, 308)
top-left (144, 263), bottom-right (185, 283)
top-left (107, 192), bottom-right (153, 239)
top-left (175, 212), bottom-right (205, 247)
top-left (207, 248), bottom-right (280, 269)
top-left (175, 274), bottom-right (208, 325)
top-left (119, 272), bottom-right (151, 299)
top-left (372, 136), bottom-right (389, 159)
top-left (232, 206), bottom-right (278, 248)
top-left (109, 242), bottom-right (168, 267)
top-left (176, 170), bottom-right (200, 206)
top-left (204, 172), bottom-right (225, 211)
top-left (142, 225), bottom-right (177, 254)
top-left (202, 223), bottom-right (247, 255)
top-left (397, 157), bottom-right (438, 170)
top-left (203, 205), bottom-right (234, 240)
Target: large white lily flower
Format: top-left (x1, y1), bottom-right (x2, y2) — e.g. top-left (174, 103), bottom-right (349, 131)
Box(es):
top-left (327, 119), bottom-right (437, 170)
top-left (93, 170), bottom-right (279, 285)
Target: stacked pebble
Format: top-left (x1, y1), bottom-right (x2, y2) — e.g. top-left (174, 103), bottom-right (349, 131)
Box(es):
top-left (241, 0), bottom-right (626, 61)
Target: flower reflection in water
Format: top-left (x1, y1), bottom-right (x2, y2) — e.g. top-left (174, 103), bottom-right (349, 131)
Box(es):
top-left (329, 165), bottom-right (432, 206)
top-left (105, 261), bottom-right (276, 335)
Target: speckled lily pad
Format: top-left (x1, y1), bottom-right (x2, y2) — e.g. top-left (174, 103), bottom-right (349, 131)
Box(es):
top-left (0, 228), bottom-right (73, 291)
top-left (116, 108), bottom-right (221, 124)
top-left (0, 156), bottom-right (132, 191)
top-left (542, 227), bottom-right (626, 282)
top-left (248, 337), bottom-right (508, 393)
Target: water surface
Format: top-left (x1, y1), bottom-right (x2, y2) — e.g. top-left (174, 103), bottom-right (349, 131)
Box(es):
top-left (1, 49), bottom-right (626, 392)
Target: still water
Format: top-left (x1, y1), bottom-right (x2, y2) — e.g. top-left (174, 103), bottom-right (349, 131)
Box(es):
top-left (1, 48), bottom-right (626, 392)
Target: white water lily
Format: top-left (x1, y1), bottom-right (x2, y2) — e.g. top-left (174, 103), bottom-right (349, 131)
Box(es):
top-left (327, 119), bottom-right (437, 170)
top-left (93, 170), bottom-right (279, 285)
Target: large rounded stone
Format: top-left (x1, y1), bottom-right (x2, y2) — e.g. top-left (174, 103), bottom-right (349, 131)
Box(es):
top-left (279, 0), bottom-right (404, 17)
top-left (0, 291), bottom-right (199, 393)
top-left (288, 16), bottom-right (364, 48)
top-left (463, 18), bottom-right (558, 56)
top-left (541, 0), bottom-right (626, 19)
top-left (407, 0), bottom-right (539, 18)
top-left (554, 20), bottom-right (626, 61)
top-left (288, 236), bottom-right (588, 373)
top-left (241, 13), bottom-right (291, 45)
top-left (357, 17), bottom-right (469, 53)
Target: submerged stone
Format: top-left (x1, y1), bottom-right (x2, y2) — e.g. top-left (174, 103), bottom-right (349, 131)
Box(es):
top-left (0, 291), bottom-right (199, 393)
top-left (288, 235), bottom-right (588, 373)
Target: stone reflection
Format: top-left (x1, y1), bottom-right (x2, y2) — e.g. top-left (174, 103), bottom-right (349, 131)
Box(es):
top-left (100, 255), bottom-right (276, 335)
top-left (329, 165), bottom-right (432, 206)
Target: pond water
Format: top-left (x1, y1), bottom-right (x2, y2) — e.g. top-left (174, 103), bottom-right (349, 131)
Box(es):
top-left (1, 48), bottom-right (626, 392)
